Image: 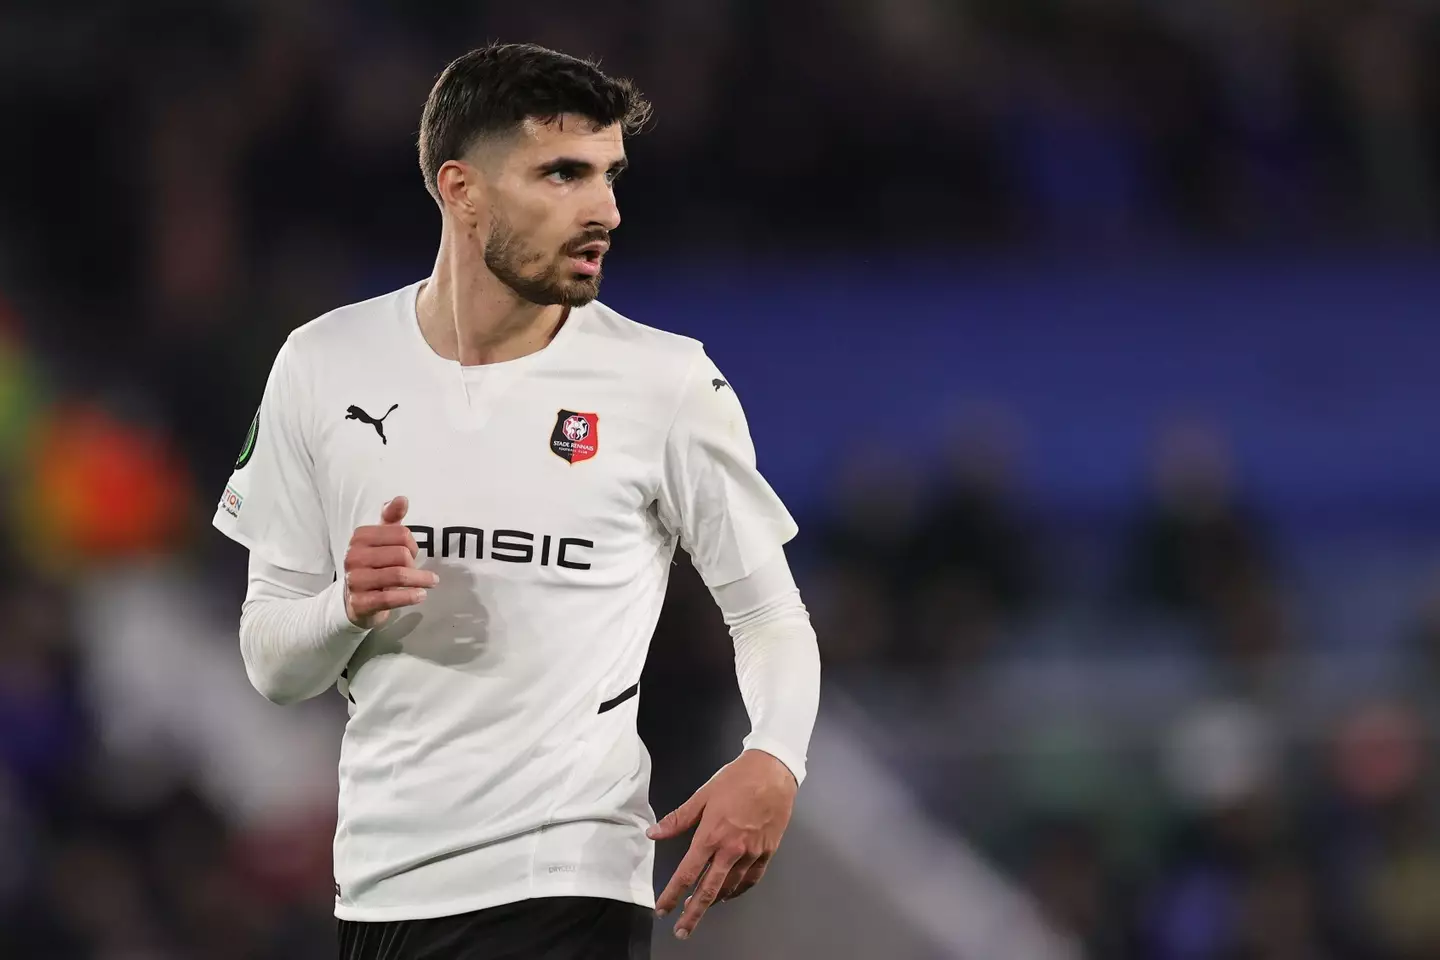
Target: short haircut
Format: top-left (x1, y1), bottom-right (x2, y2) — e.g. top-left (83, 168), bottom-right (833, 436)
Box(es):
top-left (418, 42), bottom-right (652, 202)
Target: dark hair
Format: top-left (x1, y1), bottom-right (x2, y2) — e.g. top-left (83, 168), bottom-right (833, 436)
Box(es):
top-left (418, 42), bottom-right (652, 202)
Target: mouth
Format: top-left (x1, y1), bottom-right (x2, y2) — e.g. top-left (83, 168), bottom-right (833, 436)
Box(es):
top-left (567, 241), bottom-right (608, 277)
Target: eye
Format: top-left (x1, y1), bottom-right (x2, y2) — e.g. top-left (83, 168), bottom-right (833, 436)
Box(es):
top-left (605, 168), bottom-right (623, 185)
top-left (547, 168), bottom-right (578, 184)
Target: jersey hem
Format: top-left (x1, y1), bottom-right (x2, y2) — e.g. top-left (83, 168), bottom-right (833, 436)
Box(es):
top-left (332, 878), bottom-right (656, 923)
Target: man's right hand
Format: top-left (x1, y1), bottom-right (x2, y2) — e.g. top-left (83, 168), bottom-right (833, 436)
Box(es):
top-left (343, 496), bottom-right (438, 629)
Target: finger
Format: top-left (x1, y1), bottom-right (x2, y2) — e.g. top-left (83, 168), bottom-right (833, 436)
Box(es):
top-left (717, 853), bottom-right (759, 902)
top-left (724, 858), bottom-right (770, 902)
top-left (380, 496), bottom-right (409, 525)
top-left (345, 567), bottom-right (438, 592)
top-left (673, 848), bottom-right (742, 940)
top-left (344, 545), bottom-right (418, 571)
top-left (655, 841), bottom-right (714, 918)
top-left (348, 587), bottom-right (428, 618)
top-left (647, 792), bottom-right (705, 841)
top-left (351, 525), bottom-right (420, 556)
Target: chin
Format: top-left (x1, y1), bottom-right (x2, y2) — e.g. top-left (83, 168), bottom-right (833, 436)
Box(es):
top-left (560, 278), bottom-right (601, 307)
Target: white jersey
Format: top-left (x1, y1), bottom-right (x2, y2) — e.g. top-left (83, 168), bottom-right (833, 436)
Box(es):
top-left (212, 281), bottom-right (797, 922)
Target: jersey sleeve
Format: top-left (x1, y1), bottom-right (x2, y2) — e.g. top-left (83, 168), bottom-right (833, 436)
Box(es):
top-left (656, 351), bottom-right (798, 588)
top-left (212, 337), bottom-right (333, 576)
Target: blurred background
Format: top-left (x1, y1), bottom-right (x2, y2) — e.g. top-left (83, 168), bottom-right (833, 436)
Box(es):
top-left (5, 0), bottom-right (1440, 957)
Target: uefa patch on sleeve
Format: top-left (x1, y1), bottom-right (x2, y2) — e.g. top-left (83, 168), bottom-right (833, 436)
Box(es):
top-left (550, 410), bottom-right (598, 464)
top-left (220, 484), bottom-right (244, 518)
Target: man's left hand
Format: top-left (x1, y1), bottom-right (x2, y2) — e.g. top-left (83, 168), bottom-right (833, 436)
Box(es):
top-left (648, 749), bottom-right (798, 940)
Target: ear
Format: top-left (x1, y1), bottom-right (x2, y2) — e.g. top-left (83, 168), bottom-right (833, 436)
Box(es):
top-left (435, 159), bottom-right (486, 226)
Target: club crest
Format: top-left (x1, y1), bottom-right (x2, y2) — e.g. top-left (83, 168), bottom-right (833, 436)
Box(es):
top-left (550, 410), bottom-right (599, 464)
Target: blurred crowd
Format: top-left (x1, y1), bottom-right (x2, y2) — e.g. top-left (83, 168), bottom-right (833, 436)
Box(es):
top-left (802, 412), bottom-right (1440, 958)
top-left (1006, 695), bottom-right (1440, 959)
top-left (5, 0), bottom-right (1440, 957)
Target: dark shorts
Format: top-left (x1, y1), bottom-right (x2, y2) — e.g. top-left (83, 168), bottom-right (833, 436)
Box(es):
top-left (337, 896), bottom-right (653, 960)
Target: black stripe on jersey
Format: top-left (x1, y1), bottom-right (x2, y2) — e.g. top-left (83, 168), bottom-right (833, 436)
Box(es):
top-left (597, 682), bottom-right (639, 714)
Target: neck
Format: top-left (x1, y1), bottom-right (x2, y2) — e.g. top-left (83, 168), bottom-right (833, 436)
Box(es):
top-left (415, 229), bottom-right (568, 366)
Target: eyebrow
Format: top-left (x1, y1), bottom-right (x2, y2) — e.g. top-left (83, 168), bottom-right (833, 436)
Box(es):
top-left (537, 156), bottom-right (630, 177)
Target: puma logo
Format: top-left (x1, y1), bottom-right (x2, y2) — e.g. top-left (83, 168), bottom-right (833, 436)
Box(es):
top-left (345, 404), bottom-right (399, 444)
top-left (712, 379), bottom-right (730, 392)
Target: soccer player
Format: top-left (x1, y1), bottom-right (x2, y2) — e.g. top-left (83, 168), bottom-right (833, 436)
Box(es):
top-left (213, 43), bottom-right (821, 959)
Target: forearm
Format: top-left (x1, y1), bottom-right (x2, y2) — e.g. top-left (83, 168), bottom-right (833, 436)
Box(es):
top-left (709, 551), bottom-right (821, 785)
top-left (239, 554), bottom-right (369, 705)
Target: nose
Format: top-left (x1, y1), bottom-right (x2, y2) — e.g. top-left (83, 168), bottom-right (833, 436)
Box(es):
top-left (589, 185), bottom-right (621, 232)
